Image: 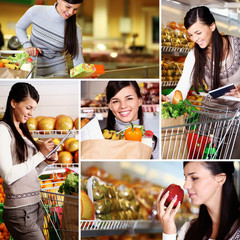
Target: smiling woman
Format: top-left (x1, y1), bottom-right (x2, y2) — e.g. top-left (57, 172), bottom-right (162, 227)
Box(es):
top-left (105, 81), bottom-right (159, 159)
top-left (15, 0), bottom-right (84, 77)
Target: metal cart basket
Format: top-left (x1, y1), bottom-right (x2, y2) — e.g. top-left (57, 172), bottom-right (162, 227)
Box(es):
top-left (41, 190), bottom-right (78, 240)
top-left (161, 95), bottom-right (240, 159)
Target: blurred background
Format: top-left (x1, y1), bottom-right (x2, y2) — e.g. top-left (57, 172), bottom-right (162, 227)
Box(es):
top-left (0, 0), bottom-right (159, 78)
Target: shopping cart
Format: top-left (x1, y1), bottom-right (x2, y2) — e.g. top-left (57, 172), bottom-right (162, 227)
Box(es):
top-left (161, 94), bottom-right (240, 159)
top-left (41, 189), bottom-right (78, 240)
top-left (0, 50), bottom-right (37, 78)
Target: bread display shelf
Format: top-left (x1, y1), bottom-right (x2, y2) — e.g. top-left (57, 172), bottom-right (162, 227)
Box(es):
top-left (81, 105), bottom-right (159, 119)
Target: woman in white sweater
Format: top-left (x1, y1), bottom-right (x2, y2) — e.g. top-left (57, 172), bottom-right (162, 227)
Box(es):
top-left (0, 82), bottom-right (58, 239)
top-left (157, 162), bottom-right (240, 240)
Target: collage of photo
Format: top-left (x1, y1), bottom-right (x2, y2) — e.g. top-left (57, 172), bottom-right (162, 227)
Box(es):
top-left (0, 0), bottom-right (239, 240)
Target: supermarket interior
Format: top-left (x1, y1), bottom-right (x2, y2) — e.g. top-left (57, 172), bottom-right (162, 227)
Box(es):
top-left (81, 161), bottom-right (240, 239)
top-left (0, 0), bottom-right (159, 78)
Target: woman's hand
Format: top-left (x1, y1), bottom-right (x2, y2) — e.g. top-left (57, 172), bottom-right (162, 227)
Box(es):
top-left (45, 152), bottom-right (58, 165)
top-left (225, 86), bottom-right (240, 98)
top-left (25, 47), bottom-right (42, 57)
top-left (161, 94), bottom-right (170, 102)
top-left (39, 139), bottom-right (56, 158)
top-left (157, 189), bottom-right (181, 234)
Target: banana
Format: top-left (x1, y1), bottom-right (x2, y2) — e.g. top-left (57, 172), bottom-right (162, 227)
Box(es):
top-left (4, 63), bottom-right (19, 70)
top-left (111, 132), bottom-right (120, 140)
top-left (102, 129), bottom-right (114, 139)
top-left (0, 59), bottom-right (13, 64)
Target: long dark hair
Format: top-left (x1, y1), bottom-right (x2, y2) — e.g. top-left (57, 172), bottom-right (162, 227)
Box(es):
top-left (63, 0), bottom-right (84, 58)
top-left (106, 81), bottom-right (143, 130)
top-left (183, 161), bottom-right (240, 240)
top-left (184, 6), bottom-right (230, 93)
top-left (1, 82), bottom-right (40, 163)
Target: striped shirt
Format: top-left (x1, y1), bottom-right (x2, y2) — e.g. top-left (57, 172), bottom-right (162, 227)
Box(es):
top-left (15, 4), bottom-right (84, 76)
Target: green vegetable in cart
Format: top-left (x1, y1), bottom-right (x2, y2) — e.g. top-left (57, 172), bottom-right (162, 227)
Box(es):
top-left (58, 173), bottom-right (79, 195)
top-left (8, 52), bottom-right (32, 68)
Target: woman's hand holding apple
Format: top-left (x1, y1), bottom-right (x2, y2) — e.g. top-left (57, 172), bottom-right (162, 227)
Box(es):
top-left (157, 189), bottom-right (181, 234)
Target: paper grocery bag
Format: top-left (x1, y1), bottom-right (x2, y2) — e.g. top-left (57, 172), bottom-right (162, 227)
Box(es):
top-left (161, 115), bottom-right (188, 159)
top-left (62, 192), bottom-right (78, 240)
top-left (81, 139), bottom-right (153, 159)
top-left (0, 68), bottom-right (29, 78)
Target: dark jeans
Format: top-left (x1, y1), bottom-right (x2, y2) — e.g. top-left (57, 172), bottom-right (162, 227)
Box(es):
top-left (3, 202), bottom-right (45, 240)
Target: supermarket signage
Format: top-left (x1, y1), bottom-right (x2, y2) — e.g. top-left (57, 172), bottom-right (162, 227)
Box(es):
top-left (0, 0), bottom-right (45, 5)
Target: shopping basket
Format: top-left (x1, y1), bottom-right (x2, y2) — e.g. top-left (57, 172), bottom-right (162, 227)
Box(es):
top-left (41, 190), bottom-right (78, 240)
top-left (161, 94), bottom-right (240, 159)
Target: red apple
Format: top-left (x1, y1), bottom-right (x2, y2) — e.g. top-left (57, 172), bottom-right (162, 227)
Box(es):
top-left (161, 184), bottom-right (184, 208)
top-left (74, 150), bottom-right (79, 163)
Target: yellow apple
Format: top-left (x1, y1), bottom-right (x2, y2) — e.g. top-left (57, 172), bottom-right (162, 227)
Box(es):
top-left (64, 138), bottom-right (79, 153)
top-left (74, 117), bottom-right (79, 130)
top-left (52, 138), bottom-right (64, 151)
top-left (57, 151), bottom-right (73, 167)
top-left (38, 117), bottom-right (56, 133)
top-left (55, 115), bottom-right (73, 133)
top-left (27, 117), bottom-right (37, 131)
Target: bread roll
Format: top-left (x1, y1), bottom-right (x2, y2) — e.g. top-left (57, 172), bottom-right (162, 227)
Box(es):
top-left (172, 90), bottom-right (183, 104)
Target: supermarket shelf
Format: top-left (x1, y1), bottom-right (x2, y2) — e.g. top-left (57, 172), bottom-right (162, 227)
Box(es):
top-left (161, 46), bottom-right (190, 56)
top-left (81, 105), bottom-right (159, 119)
top-left (161, 81), bottom-right (178, 87)
top-left (31, 129), bottom-right (79, 138)
top-left (81, 220), bottom-right (162, 237)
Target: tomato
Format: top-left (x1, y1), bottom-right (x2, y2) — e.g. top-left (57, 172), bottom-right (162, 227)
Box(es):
top-left (0, 62), bottom-right (4, 68)
top-left (26, 57), bottom-right (33, 63)
top-left (124, 122), bottom-right (142, 142)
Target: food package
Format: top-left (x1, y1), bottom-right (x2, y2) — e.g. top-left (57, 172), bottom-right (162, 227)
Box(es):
top-left (161, 115), bottom-right (188, 159)
top-left (86, 176), bottom-right (140, 221)
top-left (87, 64), bottom-right (105, 78)
top-left (0, 68), bottom-right (29, 78)
top-left (70, 63), bottom-right (95, 78)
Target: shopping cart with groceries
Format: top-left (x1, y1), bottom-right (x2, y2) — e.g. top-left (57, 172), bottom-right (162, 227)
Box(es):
top-left (161, 93), bottom-right (240, 159)
top-left (41, 189), bottom-right (78, 240)
top-left (0, 50), bottom-right (38, 78)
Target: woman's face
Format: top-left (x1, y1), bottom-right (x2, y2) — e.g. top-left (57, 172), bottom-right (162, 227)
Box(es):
top-left (108, 85), bottom-right (142, 123)
top-left (183, 162), bottom-right (224, 206)
top-left (56, 0), bottom-right (82, 20)
top-left (187, 21), bottom-right (216, 49)
top-left (11, 96), bottom-right (38, 124)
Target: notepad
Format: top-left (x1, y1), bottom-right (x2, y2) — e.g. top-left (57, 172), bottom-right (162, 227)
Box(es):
top-left (45, 130), bottom-right (72, 158)
top-left (209, 83), bottom-right (236, 98)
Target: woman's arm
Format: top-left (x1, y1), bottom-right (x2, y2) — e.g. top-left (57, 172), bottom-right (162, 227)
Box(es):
top-left (0, 124), bottom-right (46, 185)
top-left (15, 6), bottom-right (35, 49)
top-left (167, 50), bottom-right (195, 101)
top-left (72, 25), bottom-right (85, 67)
top-left (162, 222), bottom-right (191, 240)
